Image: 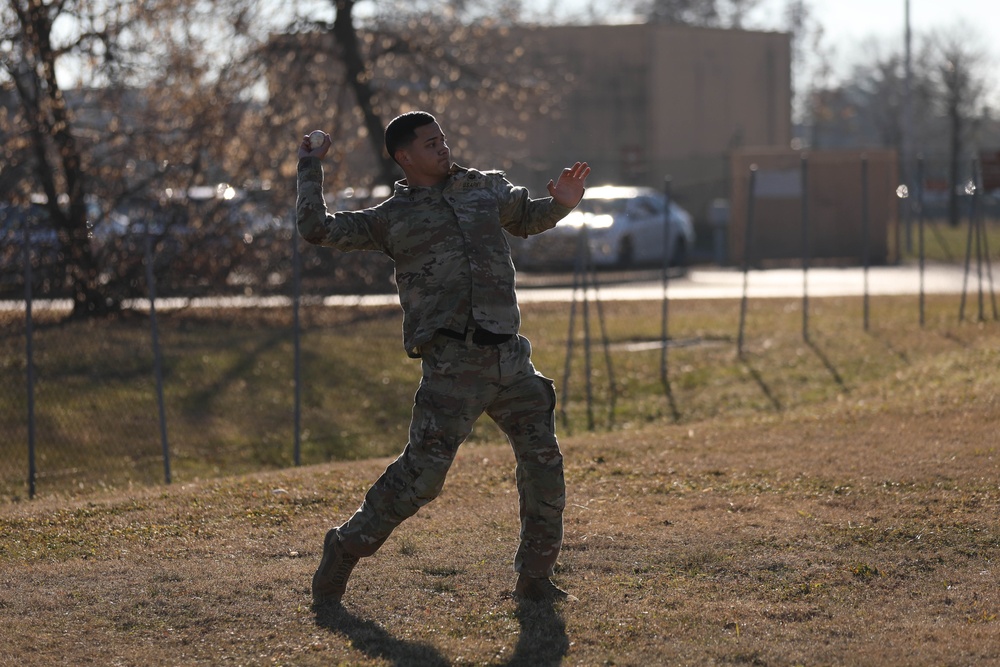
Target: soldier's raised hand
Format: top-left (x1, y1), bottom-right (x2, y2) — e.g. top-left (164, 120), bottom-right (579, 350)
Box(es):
top-left (298, 130), bottom-right (331, 159)
top-left (547, 162), bottom-right (590, 208)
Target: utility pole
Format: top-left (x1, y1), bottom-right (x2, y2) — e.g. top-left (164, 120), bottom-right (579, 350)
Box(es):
top-left (903, 0), bottom-right (914, 253)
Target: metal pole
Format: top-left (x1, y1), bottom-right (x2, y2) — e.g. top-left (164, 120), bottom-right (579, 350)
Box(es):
top-left (972, 159), bottom-right (985, 322)
top-left (292, 225), bottom-right (302, 466)
top-left (959, 169), bottom-right (975, 322)
top-left (660, 176), bottom-right (672, 390)
top-left (972, 161), bottom-right (998, 320)
top-left (560, 231), bottom-right (583, 430)
top-left (862, 155), bottom-right (870, 331)
top-left (22, 212), bottom-right (37, 499)
top-left (738, 166), bottom-right (757, 357)
top-left (801, 154), bottom-right (810, 341)
top-left (902, 0), bottom-right (914, 253)
top-left (587, 250), bottom-right (617, 428)
top-left (144, 213), bottom-right (171, 485)
top-left (917, 156), bottom-right (925, 327)
top-left (579, 227), bottom-right (595, 432)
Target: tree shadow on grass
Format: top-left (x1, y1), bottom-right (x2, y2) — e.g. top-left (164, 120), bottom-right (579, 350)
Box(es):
top-left (314, 601), bottom-right (450, 666)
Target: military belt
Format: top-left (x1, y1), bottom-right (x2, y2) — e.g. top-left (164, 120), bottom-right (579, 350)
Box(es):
top-left (437, 327), bottom-right (514, 346)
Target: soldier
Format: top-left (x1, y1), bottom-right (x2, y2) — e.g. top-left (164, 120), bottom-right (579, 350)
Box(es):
top-left (296, 111), bottom-right (589, 605)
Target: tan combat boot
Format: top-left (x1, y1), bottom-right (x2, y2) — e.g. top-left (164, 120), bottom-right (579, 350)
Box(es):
top-left (513, 574), bottom-right (578, 602)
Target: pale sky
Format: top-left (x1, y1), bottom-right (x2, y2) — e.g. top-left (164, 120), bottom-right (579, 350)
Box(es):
top-left (749, 0), bottom-right (999, 60)
top-left (754, 0), bottom-right (1000, 102)
top-left (555, 0), bottom-right (1000, 100)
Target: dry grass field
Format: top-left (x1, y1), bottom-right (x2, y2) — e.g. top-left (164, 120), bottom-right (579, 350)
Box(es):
top-left (0, 295), bottom-right (998, 665)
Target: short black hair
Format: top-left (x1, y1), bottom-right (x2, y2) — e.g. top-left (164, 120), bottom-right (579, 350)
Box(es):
top-left (384, 111), bottom-right (437, 163)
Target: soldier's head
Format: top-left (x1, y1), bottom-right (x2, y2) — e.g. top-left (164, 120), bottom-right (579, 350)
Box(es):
top-left (385, 111), bottom-right (451, 186)
top-left (385, 111), bottom-right (438, 165)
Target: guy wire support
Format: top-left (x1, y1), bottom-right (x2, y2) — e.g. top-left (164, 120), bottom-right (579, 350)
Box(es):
top-left (959, 158), bottom-right (998, 322)
top-left (560, 223), bottom-right (617, 432)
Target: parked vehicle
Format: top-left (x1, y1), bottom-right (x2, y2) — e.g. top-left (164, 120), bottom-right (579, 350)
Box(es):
top-left (516, 185), bottom-right (694, 270)
top-left (0, 203), bottom-right (63, 291)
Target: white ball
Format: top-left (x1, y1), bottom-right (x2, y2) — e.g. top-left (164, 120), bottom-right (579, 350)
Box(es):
top-left (308, 130), bottom-right (326, 148)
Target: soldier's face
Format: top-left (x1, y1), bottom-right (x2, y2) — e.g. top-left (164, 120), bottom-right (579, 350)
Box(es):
top-left (399, 122), bottom-right (451, 183)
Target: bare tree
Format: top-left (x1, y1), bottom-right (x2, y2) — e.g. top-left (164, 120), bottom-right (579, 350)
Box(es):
top-left (633, 0), bottom-right (761, 27)
top-left (929, 26), bottom-right (991, 226)
top-left (1, 0), bottom-right (289, 314)
top-left (1, 0), bottom-right (569, 312)
top-left (2, 0), bottom-right (109, 315)
top-left (844, 39), bottom-right (937, 154)
top-left (332, 0), bottom-right (397, 186)
top-left (264, 0), bottom-right (567, 190)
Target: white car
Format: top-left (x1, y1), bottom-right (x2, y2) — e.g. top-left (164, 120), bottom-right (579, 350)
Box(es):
top-left (517, 185), bottom-right (694, 270)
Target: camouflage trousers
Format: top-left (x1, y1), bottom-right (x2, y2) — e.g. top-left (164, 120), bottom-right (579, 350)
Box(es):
top-left (336, 332), bottom-right (565, 577)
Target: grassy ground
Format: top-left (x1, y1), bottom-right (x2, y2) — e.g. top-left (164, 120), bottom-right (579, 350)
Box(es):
top-left (4, 288), bottom-right (998, 500)
top-left (0, 293), bottom-right (997, 665)
top-left (898, 215), bottom-right (1000, 265)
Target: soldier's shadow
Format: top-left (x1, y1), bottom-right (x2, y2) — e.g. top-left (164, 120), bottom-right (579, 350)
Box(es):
top-left (314, 601), bottom-right (450, 666)
top-left (500, 599), bottom-right (570, 667)
top-left (313, 598), bottom-right (568, 667)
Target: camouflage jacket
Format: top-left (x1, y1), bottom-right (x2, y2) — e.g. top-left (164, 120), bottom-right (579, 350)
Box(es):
top-left (296, 157), bottom-right (574, 357)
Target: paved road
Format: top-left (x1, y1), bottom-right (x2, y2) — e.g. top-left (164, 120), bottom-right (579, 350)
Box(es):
top-left (517, 262), bottom-right (986, 304)
top-left (0, 263), bottom-right (989, 312)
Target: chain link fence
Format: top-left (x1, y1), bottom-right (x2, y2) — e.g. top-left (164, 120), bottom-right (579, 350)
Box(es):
top-left (0, 195), bottom-right (400, 502)
top-left (2, 161), bottom-right (998, 502)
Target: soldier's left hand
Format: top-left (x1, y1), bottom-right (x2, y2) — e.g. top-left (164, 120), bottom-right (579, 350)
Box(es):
top-left (547, 162), bottom-right (590, 208)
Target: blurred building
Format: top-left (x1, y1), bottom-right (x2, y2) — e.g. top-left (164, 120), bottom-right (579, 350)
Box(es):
top-left (272, 22), bottom-right (792, 255)
top-left (501, 24), bottom-right (792, 206)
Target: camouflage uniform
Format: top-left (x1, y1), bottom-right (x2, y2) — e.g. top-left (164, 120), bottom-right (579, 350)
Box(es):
top-left (297, 156), bottom-right (573, 577)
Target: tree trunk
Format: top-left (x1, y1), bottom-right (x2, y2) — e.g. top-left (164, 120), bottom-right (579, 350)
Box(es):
top-left (15, 0), bottom-right (115, 318)
top-left (333, 0), bottom-right (400, 187)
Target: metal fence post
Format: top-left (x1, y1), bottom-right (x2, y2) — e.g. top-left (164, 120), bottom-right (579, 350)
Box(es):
top-left (660, 175), bottom-right (680, 421)
top-left (144, 213), bottom-right (171, 485)
top-left (561, 223), bottom-right (617, 432)
top-left (738, 165), bottom-right (758, 357)
top-left (22, 210), bottom-right (37, 499)
top-left (862, 155), bottom-right (870, 331)
top-left (579, 227), bottom-right (595, 432)
top-left (660, 175), bottom-right (672, 390)
top-left (917, 156), bottom-right (925, 327)
top-left (801, 154), bottom-right (810, 341)
top-left (560, 245), bottom-right (580, 431)
top-left (292, 223), bottom-right (302, 467)
top-left (959, 159), bottom-right (989, 323)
